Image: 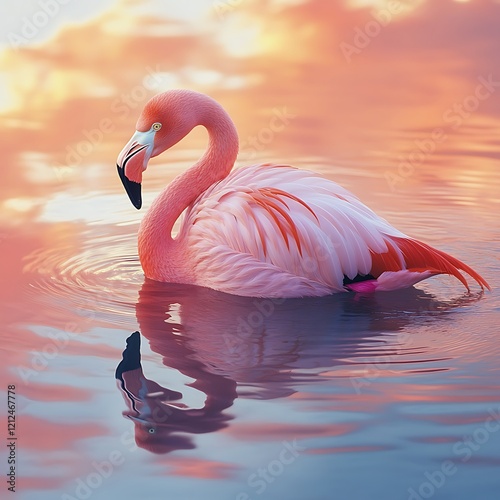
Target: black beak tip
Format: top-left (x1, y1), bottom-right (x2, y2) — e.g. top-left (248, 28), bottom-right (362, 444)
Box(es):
top-left (132, 197), bottom-right (142, 210)
top-left (117, 165), bottom-right (142, 210)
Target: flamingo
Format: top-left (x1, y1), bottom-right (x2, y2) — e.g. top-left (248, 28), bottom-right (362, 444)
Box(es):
top-left (116, 90), bottom-right (490, 298)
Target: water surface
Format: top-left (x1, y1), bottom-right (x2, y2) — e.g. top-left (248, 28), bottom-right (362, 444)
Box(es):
top-left (1, 2), bottom-right (499, 499)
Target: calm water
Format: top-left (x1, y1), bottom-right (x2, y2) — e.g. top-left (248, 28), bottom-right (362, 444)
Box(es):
top-left (1, 2), bottom-right (500, 500)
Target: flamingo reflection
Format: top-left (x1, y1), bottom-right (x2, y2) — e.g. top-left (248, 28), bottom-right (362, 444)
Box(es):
top-left (116, 329), bottom-right (236, 454)
top-left (116, 281), bottom-right (475, 454)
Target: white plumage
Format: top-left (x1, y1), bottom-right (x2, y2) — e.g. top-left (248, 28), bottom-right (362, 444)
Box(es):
top-left (181, 164), bottom-right (406, 297)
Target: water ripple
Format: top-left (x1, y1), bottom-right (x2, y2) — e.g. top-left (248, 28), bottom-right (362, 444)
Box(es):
top-left (23, 231), bottom-right (143, 322)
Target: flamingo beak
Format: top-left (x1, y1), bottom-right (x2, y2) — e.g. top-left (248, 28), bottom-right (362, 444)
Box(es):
top-left (117, 162), bottom-right (143, 209)
top-left (117, 129), bottom-right (156, 210)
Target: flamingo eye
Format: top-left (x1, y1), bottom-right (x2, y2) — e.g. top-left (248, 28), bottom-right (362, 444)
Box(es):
top-left (152, 122), bottom-right (162, 131)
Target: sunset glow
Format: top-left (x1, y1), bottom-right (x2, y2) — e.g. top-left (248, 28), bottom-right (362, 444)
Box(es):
top-left (1, 1), bottom-right (499, 499)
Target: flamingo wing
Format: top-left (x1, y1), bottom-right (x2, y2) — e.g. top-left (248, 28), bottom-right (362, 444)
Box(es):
top-left (180, 164), bottom-right (488, 297)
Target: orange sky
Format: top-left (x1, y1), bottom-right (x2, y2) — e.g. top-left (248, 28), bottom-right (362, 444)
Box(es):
top-left (0, 0), bottom-right (497, 272)
top-left (2, 0), bottom-right (500, 200)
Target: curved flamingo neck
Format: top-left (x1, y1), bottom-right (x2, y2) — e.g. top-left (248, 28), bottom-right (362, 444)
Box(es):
top-left (138, 97), bottom-right (239, 281)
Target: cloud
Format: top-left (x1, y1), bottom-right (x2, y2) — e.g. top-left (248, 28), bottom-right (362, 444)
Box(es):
top-left (0, 0), bottom-right (499, 201)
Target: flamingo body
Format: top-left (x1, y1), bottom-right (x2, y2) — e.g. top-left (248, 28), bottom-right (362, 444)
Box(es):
top-left (116, 90), bottom-right (489, 297)
top-left (181, 164), bottom-right (411, 297)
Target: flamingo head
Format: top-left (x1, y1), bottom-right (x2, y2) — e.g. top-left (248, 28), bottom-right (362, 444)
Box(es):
top-left (116, 91), bottom-right (199, 209)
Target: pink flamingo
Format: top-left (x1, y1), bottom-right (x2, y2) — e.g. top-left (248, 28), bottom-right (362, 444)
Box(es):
top-left (116, 90), bottom-right (489, 297)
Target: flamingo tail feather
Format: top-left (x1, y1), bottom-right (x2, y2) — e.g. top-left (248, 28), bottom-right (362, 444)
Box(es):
top-left (386, 237), bottom-right (490, 291)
